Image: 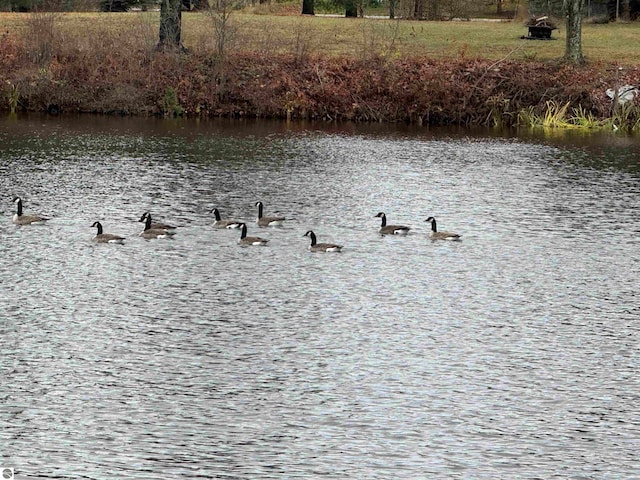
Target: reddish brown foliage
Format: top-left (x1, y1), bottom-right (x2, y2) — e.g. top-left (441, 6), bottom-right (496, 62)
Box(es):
top-left (0, 30), bottom-right (637, 126)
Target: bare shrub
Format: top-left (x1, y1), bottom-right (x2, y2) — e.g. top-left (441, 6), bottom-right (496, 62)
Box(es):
top-left (290, 17), bottom-right (316, 64)
top-left (209, 0), bottom-right (238, 59)
top-left (129, 13), bottom-right (161, 52)
top-left (358, 19), bottom-right (401, 63)
top-left (207, 0), bottom-right (241, 99)
top-left (25, 6), bottom-right (60, 65)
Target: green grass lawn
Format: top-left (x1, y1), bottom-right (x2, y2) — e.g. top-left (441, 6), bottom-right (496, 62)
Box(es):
top-left (1, 11), bottom-right (639, 64)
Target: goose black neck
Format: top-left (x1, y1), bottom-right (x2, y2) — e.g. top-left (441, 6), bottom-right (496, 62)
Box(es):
top-left (213, 209), bottom-right (221, 221)
top-left (144, 215), bottom-right (152, 231)
top-left (308, 232), bottom-right (317, 246)
top-left (256, 203), bottom-right (263, 219)
top-left (379, 214), bottom-right (386, 227)
top-left (95, 222), bottom-right (103, 235)
top-left (240, 224), bottom-right (247, 239)
top-left (16, 199), bottom-right (23, 216)
top-left (430, 219), bottom-right (437, 232)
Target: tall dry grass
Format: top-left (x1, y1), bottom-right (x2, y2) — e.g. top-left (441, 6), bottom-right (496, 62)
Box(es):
top-left (25, 9), bottom-right (59, 64)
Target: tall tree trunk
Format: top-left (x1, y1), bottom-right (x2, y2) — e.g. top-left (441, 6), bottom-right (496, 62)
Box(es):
top-left (563, 0), bottom-right (585, 63)
top-left (345, 0), bottom-right (357, 17)
top-left (426, 0), bottom-right (439, 20)
top-left (302, 0), bottom-right (314, 15)
top-left (158, 0), bottom-right (183, 51)
top-left (389, 0), bottom-right (397, 18)
top-left (413, 0), bottom-right (425, 19)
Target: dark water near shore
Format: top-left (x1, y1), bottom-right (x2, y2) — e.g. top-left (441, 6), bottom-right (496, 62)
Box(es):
top-left (1, 114), bottom-right (639, 479)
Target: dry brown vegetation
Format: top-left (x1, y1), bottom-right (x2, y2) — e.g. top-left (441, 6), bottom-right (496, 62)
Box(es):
top-left (1, 11), bottom-right (639, 127)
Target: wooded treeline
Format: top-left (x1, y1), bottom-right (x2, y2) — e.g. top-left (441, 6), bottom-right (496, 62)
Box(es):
top-left (3, 0), bottom-right (627, 18)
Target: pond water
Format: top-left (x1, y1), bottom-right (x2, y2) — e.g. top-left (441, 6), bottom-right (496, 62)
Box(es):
top-left (1, 115), bottom-right (639, 480)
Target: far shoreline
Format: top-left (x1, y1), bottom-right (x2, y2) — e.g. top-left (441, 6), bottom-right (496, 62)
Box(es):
top-left (1, 12), bottom-right (638, 131)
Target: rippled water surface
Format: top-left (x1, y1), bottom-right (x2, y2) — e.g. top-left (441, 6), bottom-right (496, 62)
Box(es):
top-left (1, 116), bottom-right (639, 479)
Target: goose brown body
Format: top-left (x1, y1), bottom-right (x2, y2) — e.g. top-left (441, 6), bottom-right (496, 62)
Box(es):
top-left (303, 230), bottom-right (343, 252)
top-left (424, 216), bottom-right (461, 240)
top-left (255, 201), bottom-right (285, 227)
top-left (139, 213), bottom-right (177, 239)
top-left (92, 221), bottom-right (125, 244)
top-left (374, 212), bottom-right (410, 235)
top-left (211, 208), bottom-right (242, 229)
top-left (12, 197), bottom-right (49, 225)
top-left (139, 212), bottom-right (176, 231)
top-left (238, 223), bottom-right (268, 245)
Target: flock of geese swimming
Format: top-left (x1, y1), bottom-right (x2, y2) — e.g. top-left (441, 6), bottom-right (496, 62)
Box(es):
top-left (11, 196), bottom-right (462, 251)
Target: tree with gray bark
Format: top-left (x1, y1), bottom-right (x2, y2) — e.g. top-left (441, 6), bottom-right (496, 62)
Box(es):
top-left (302, 0), bottom-right (314, 15)
top-left (563, 0), bottom-right (585, 63)
top-left (157, 0), bottom-right (184, 51)
top-left (345, 0), bottom-right (357, 17)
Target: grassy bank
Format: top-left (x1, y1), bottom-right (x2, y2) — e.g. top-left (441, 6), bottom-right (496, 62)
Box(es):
top-left (3, 12), bottom-right (640, 63)
top-left (1, 11), bottom-right (639, 129)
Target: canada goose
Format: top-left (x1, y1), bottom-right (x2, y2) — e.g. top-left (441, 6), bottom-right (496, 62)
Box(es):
top-left (255, 201), bottom-right (285, 227)
top-left (210, 208), bottom-right (242, 229)
top-left (139, 213), bottom-right (177, 239)
top-left (374, 212), bottom-right (410, 235)
top-left (12, 197), bottom-right (49, 225)
top-left (91, 221), bottom-right (125, 244)
top-left (139, 212), bottom-right (176, 231)
top-left (424, 216), bottom-right (461, 240)
top-left (303, 230), bottom-right (343, 252)
top-left (238, 223), bottom-right (268, 246)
